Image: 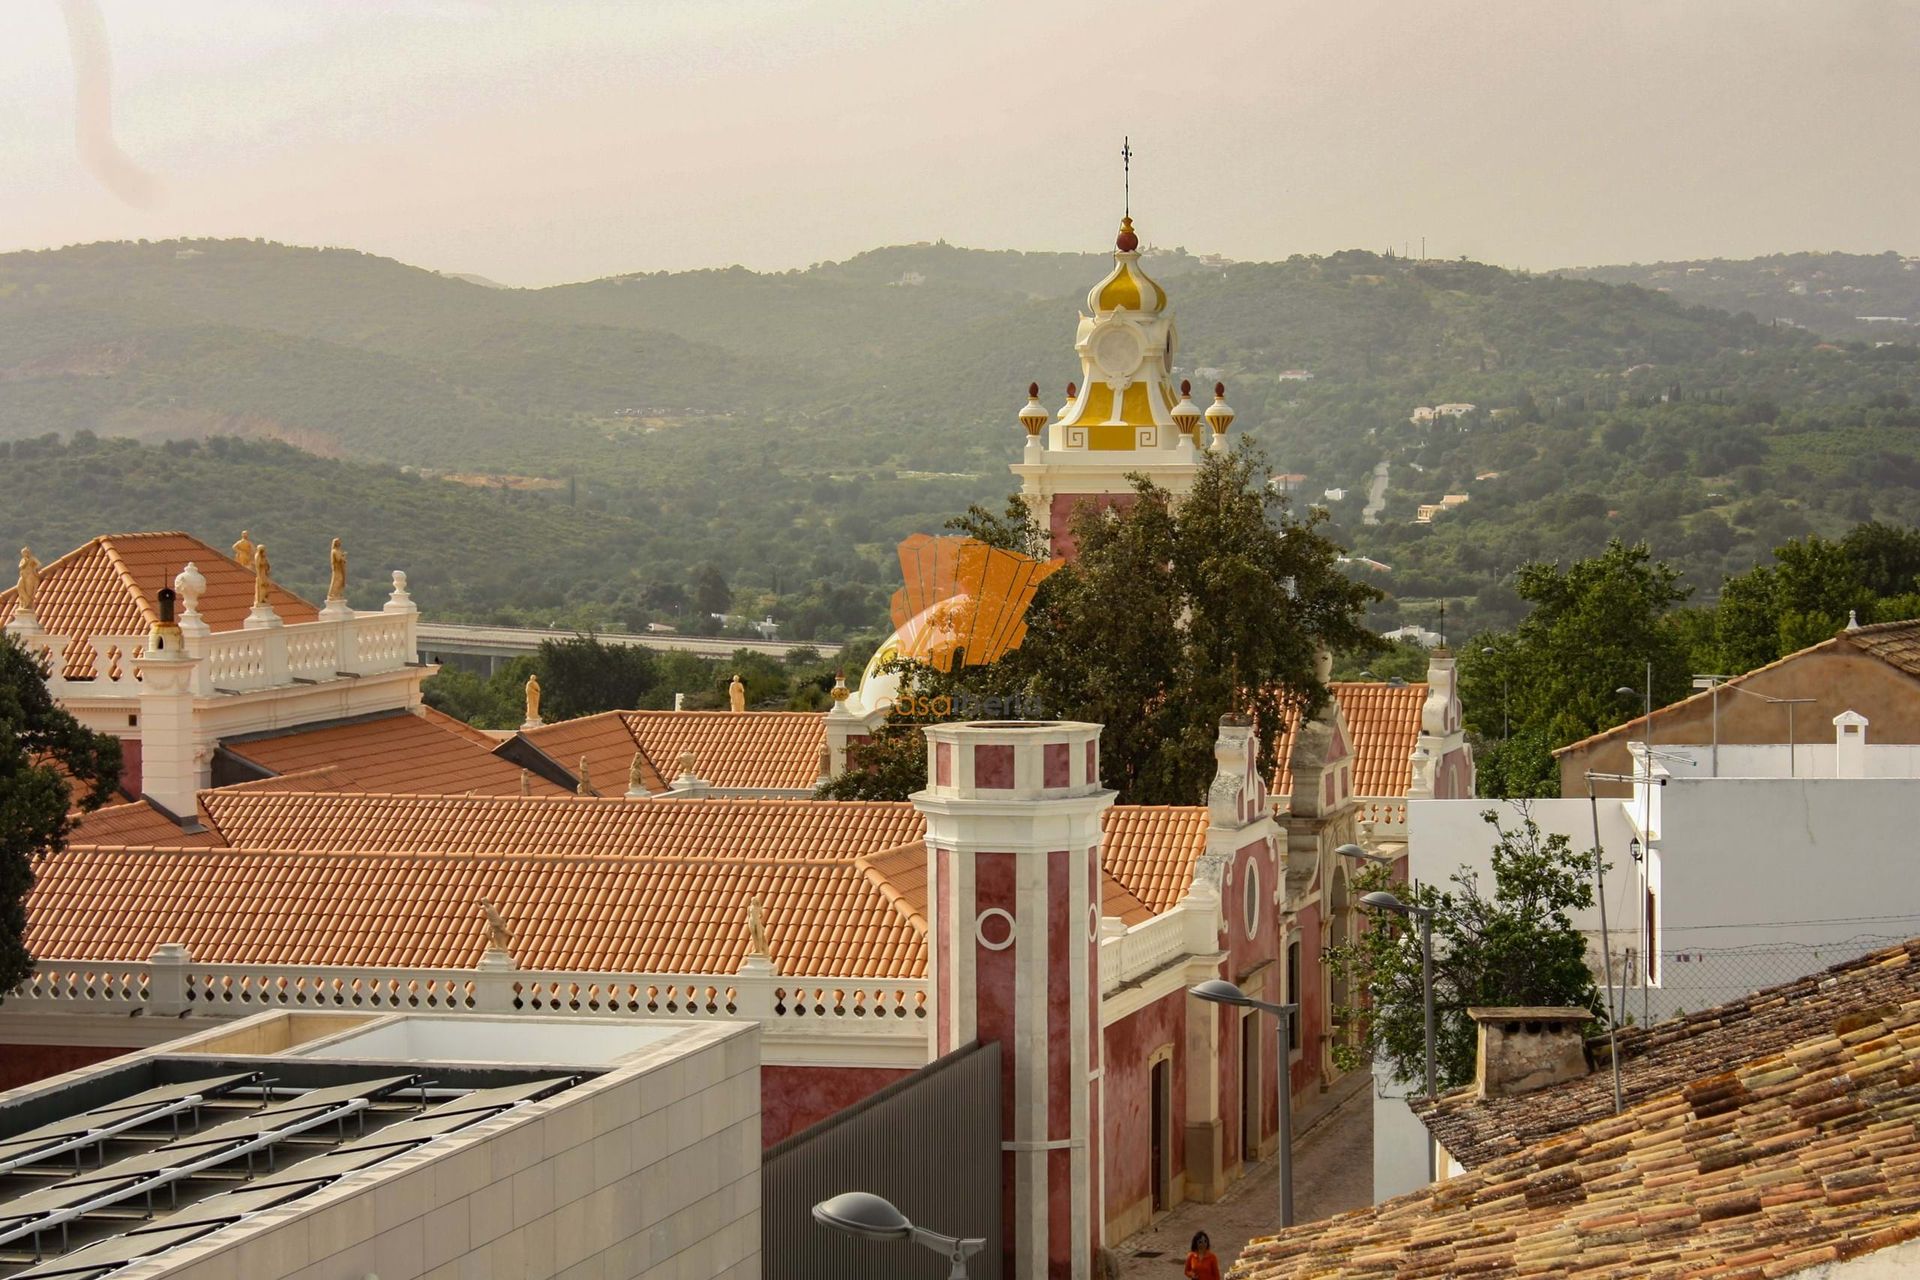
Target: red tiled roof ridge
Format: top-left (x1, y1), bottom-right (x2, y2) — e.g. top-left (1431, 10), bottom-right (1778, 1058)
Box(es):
top-left (196, 789), bottom-right (911, 811)
top-left (856, 840), bottom-right (932, 936)
top-left (97, 537), bottom-right (162, 630)
top-left (64, 842), bottom-right (882, 868)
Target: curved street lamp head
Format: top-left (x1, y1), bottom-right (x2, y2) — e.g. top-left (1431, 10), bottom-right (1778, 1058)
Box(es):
top-left (813, 1191), bottom-right (913, 1241)
top-left (1614, 686), bottom-right (1638, 697)
top-left (1361, 890), bottom-right (1411, 915)
top-left (1189, 978), bottom-right (1253, 1008)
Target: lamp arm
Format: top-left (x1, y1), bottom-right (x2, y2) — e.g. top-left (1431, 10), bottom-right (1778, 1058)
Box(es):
top-left (911, 1226), bottom-right (987, 1279)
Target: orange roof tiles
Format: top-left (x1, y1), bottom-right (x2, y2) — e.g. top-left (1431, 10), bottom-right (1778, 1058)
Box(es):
top-left (1331, 680), bottom-right (1427, 797)
top-left (513, 711), bottom-right (658, 794)
top-left (513, 709), bottom-right (829, 793)
top-left (71, 800), bottom-right (221, 848)
top-left (221, 709), bottom-right (565, 797)
top-left (1101, 806), bottom-right (1212, 914)
top-left (1272, 682), bottom-right (1426, 800)
top-left (197, 792), bottom-right (924, 860)
top-left (27, 847), bottom-right (926, 977)
top-left (1234, 947), bottom-right (1920, 1279)
top-left (0, 533), bottom-right (316, 676)
top-left (624, 710), bottom-right (827, 790)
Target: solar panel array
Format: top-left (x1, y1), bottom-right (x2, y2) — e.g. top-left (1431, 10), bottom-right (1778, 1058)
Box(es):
top-left (0, 1072), bottom-right (577, 1279)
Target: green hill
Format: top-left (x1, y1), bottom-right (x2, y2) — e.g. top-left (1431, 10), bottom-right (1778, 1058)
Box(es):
top-left (1566, 251), bottom-right (1920, 342)
top-left (3, 236), bottom-right (1918, 643)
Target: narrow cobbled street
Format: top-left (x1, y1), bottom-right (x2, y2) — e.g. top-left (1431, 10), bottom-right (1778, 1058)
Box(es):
top-left (1116, 1075), bottom-right (1374, 1276)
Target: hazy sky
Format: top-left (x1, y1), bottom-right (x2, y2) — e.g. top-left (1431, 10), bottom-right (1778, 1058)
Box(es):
top-left (4, 0), bottom-right (1916, 286)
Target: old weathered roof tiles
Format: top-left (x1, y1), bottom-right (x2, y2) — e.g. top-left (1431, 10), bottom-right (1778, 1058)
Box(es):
top-left (1101, 806), bottom-right (1214, 914)
top-left (1416, 939), bottom-right (1920, 1171)
top-left (1234, 942), bottom-right (1920, 1279)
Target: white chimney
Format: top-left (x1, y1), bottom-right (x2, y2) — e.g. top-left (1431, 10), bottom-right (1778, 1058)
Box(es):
top-left (1833, 710), bottom-right (1869, 779)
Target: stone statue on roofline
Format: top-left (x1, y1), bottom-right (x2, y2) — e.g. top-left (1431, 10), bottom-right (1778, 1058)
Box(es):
top-left (523, 672), bottom-right (542, 726)
top-left (577, 755), bottom-right (594, 796)
top-left (15, 547), bottom-right (39, 611)
top-left (232, 530), bottom-right (255, 569)
top-left (628, 750), bottom-right (648, 795)
top-left (746, 900), bottom-right (772, 961)
top-left (252, 543), bottom-right (272, 607)
top-left (729, 673), bottom-right (747, 713)
top-left (480, 900), bottom-right (512, 954)
top-left (327, 537), bottom-right (347, 602)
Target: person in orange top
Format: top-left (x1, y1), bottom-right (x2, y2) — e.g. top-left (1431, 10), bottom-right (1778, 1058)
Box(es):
top-left (1184, 1230), bottom-right (1221, 1280)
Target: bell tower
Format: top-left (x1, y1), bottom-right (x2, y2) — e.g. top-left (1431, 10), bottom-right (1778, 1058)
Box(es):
top-left (1010, 217), bottom-right (1234, 559)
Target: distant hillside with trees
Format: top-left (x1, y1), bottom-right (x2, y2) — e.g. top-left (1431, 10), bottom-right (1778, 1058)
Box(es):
top-left (3, 237), bottom-right (1918, 647)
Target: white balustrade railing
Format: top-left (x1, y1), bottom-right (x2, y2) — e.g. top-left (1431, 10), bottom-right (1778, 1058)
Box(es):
top-left (1100, 898), bottom-right (1219, 995)
top-left (201, 629), bottom-right (271, 691)
top-left (284, 626), bottom-right (341, 680)
top-left (12, 958), bottom-right (928, 1040)
top-left (15, 609), bottom-right (417, 699)
top-left (1355, 797), bottom-right (1408, 838)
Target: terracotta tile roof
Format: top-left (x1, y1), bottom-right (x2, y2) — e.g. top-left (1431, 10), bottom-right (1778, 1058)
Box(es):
top-left (1101, 874), bottom-right (1155, 927)
top-left (0, 533), bottom-right (316, 676)
top-left (220, 709), bottom-right (565, 797)
top-left (1416, 939), bottom-right (1920, 1171)
top-left (1838, 616), bottom-right (1920, 677)
top-left (1235, 949), bottom-right (1920, 1279)
top-left (1101, 806), bottom-right (1212, 914)
top-left (514, 710), bottom-right (828, 793)
top-left (512, 711), bottom-right (657, 794)
top-left (195, 791), bottom-right (924, 860)
top-left (624, 710), bottom-right (827, 790)
top-left (27, 846), bottom-right (926, 977)
top-left (71, 800), bottom-right (221, 848)
top-left (1271, 682), bottom-right (1426, 799)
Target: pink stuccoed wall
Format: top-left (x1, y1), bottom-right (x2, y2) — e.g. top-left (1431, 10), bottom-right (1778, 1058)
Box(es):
top-left (759, 1064), bottom-right (915, 1147)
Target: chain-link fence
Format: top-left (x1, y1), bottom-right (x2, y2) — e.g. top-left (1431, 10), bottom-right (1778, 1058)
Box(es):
top-left (1598, 934), bottom-right (1909, 1026)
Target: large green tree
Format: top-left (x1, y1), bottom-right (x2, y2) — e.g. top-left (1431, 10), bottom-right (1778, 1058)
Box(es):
top-left (827, 446), bottom-right (1380, 804)
top-left (1460, 539), bottom-right (1691, 796)
top-left (1328, 808), bottom-right (1603, 1089)
top-left (1, 636), bottom-right (123, 991)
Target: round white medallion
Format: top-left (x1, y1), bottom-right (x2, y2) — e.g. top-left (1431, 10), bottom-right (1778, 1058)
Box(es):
top-left (976, 908), bottom-right (1016, 951)
top-left (1091, 325), bottom-right (1144, 379)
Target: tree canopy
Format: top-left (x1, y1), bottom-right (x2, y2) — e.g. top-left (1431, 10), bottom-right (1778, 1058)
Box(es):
top-left (827, 446), bottom-right (1380, 804)
top-left (1328, 807), bottom-right (1603, 1089)
top-left (0, 636), bottom-right (123, 991)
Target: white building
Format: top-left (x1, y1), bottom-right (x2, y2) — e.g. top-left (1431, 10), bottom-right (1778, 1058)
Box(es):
top-left (1376, 707), bottom-right (1920, 1201)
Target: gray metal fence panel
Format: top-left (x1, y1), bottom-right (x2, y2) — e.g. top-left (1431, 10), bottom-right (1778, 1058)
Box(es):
top-left (763, 1041), bottom-right (1002, 1280)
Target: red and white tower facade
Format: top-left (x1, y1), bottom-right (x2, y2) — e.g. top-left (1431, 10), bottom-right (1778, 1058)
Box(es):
top-left (914, 720), bottom-right (1115, 1279)
top-left (1010, 217), bottom-right (1234, 558)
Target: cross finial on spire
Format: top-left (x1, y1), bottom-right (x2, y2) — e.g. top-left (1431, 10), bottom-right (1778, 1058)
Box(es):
top-left (1121, 136), bottom-right (1132, 217)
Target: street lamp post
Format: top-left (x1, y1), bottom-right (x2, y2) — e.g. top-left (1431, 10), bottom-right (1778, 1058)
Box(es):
top-left (812, 1192), bottom-right (986, 1279)
top-left (1359, 890), bottom-right (1436, 1181)
top-left (1190, 979), bottom-right (1299, 1227)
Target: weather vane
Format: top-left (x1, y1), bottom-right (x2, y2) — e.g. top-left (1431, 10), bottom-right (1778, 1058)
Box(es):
top-left (1121, 136), bottom-right (1132, 217)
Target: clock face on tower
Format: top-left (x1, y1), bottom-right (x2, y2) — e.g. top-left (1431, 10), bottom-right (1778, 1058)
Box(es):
top-left (1090, 324), bottom-right (1145, 380)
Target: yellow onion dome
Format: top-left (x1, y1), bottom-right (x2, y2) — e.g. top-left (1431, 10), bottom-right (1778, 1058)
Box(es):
top-left (1087, 217), bottom-right (1168, 315)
